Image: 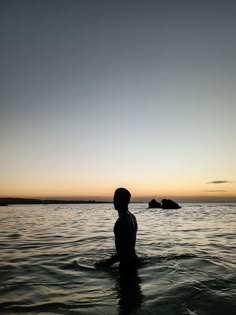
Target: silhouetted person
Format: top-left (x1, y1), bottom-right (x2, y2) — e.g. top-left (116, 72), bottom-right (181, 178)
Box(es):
top-left (96, 187), bottom-right (139, 268)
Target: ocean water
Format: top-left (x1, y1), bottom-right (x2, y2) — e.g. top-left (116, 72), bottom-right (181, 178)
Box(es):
top-left (0, 203), bottom-right (235, 315)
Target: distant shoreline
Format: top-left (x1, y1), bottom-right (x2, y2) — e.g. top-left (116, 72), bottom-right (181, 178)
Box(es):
top-left (0, 198), bottom-right (150, 206)
top-left (0, 198), bottom-right (111, 205)
top-left (0, 197), bottom-right (236, 205)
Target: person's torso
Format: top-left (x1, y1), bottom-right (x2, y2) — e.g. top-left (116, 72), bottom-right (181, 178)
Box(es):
top-left (114, 211), bottom-right (138, 264)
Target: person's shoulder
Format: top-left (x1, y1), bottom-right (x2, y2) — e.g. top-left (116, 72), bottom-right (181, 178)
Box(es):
top-left (117, 213), bottom-right (132, 224)
top-left (129, 212), bottom-right (137, 220)
top-left (129, 211), bottom-right (136, 218)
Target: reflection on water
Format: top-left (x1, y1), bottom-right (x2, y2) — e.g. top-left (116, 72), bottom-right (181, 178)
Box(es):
top-left (115, 267), bottom-right (143, 315)
top-left (0, 203), bottom-right (235, 314)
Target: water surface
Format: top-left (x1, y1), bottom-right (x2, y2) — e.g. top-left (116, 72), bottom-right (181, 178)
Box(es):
top-left (0, 203), bottom-right (235, 314)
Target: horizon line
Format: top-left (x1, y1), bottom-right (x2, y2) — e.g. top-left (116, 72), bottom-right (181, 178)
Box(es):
top-left (1, 196), bottom-right (236, 204)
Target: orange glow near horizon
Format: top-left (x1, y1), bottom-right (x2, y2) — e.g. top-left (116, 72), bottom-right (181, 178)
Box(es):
top-left (1, 179), bottom-right (235, 202)
top-left (1, 154), bottom-right (235, 202)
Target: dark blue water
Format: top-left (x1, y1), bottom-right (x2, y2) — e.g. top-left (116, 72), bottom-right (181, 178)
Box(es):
top-left (0, 203), bottom-right (235, 314)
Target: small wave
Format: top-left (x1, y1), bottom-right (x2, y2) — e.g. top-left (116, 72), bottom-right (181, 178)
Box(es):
top-left (0, 301), bottom-right (76, 313)
top-left (7, 233), bottom-right (22, 238)
top-left (60, 260), bottom-right (96, 271)
top-left (161, 253), bottom-right (197, 260)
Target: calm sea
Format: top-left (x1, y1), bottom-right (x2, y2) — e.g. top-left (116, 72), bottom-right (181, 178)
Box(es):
top-left (0, 203), bottom-right (235, 315)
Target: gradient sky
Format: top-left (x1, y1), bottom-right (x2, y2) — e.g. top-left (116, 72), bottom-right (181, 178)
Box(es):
top-left (1, 0), bottom-right (236, 201)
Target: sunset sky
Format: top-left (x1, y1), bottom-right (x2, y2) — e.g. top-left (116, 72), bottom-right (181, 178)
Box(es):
top-left (1, 0), bottom-right (236, 202)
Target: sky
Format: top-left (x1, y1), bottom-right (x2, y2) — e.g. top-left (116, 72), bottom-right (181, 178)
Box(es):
top-left (1, 0), bottom-right (236, 202)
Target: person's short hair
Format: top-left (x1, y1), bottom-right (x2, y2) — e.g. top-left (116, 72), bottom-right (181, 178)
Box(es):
top-left (114, 188), bottom-right (131, 205)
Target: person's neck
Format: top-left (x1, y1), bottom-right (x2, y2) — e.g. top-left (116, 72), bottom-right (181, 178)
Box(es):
top-left (118, 208), bottom-right (129, 216)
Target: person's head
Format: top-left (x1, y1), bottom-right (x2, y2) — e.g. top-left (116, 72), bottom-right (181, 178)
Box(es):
top-left (113, 188), bottom-right (131, 212)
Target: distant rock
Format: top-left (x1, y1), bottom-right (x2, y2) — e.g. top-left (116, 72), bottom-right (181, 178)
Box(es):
top-left (148, 199), bottom-right (162, 208)
top-left (148, 198), bottom-right (181, 209)
top-left (161, 199), bottom-right (181, 209)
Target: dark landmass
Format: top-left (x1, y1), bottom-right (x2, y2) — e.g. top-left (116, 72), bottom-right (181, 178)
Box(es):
top-left (0, 198), bottom-right (110, 205)
top-left (148, 198), bottom-right (181, 209)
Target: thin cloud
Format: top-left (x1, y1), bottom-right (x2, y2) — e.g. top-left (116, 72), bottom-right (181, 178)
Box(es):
top-left (207, 180), bottom-right (233, 184)
top-left (202, 190), bottom-right (227, 193)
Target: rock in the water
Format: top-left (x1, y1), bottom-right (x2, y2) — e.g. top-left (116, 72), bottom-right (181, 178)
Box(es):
top-left (148, 199), bottom-right (162, 208)
top-left (161, 199), bottom-right (181, 209)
